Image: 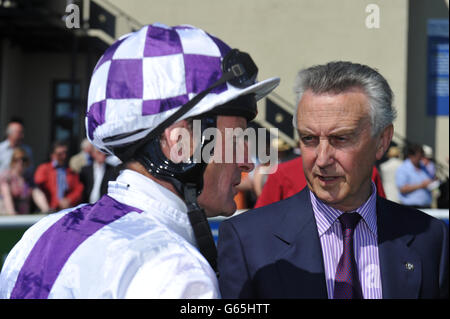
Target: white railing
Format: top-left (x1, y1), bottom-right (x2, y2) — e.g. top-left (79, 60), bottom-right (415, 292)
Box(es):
top-left (2, 209), bottom-right (447, 230)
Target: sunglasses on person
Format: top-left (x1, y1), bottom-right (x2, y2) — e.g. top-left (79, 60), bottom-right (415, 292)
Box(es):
top-left (106, 49), bottom-right (259, 161)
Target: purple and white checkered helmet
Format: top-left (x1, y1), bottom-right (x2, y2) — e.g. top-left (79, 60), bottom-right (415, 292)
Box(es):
top-left (86, 23), bottom-right (280, 154)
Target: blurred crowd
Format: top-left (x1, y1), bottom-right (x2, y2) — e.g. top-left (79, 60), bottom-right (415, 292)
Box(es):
top-left (0, 118), bottom-right (120, 215)
top-left (0, 118), bottom-right (448, 216)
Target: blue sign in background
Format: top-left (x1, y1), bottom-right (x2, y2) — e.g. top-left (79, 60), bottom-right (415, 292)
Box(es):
top-left (427, 19), bottom-right (449, 116)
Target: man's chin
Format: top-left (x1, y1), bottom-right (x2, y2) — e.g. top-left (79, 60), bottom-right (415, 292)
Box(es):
top-left (202, 202), bottom-right (236, 218)
top-left (220, 207), bottom-right (237, 217)
top-left (312, 188), bottom-right (361, 212)
top-left (218, 203), bottom-right (237, 218)
top-left (310, 186), bottom-right (341, 205)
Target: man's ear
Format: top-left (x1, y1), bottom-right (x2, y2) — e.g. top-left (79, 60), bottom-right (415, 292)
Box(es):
top-left (160, 120), bottom-right (192, 163)
top-left (375, 124), bottom-right (393, 160)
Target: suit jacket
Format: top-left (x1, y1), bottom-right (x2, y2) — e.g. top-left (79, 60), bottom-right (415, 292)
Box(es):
top-left (34, 162), bottom-right (84, 210)
top-left (79, 163), bottom-right (118, 203)
top-left (218, 188), bottom-right (449, 299)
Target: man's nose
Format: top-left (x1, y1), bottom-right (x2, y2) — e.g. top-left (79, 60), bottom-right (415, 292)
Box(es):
top-left (316, 139), bottom-right (335, 168)
top-left (239, 159), bottom-right (255, 173)
top-left (238, 141), bottom-right (255, 172)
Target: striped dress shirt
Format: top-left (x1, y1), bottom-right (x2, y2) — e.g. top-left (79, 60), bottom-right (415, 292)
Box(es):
top-left (310, 182), bottom-right (382, 299)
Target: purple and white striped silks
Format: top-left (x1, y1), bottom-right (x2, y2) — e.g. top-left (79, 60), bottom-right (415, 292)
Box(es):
top-left (10, 195), bottom-right (142, 299)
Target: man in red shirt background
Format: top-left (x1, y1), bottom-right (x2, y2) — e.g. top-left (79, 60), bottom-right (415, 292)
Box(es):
top-left (34, 141), bottom-right (83, 211)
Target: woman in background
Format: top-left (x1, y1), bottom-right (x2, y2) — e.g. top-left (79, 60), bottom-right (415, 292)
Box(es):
top-left (0, 147), bottom-right (49, 215)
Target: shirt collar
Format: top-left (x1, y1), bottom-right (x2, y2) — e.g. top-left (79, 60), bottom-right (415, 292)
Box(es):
top-left (93, 162), bottom-right (105, 170)
top-left (107, 169), bottom-right (195, 245)
top-left (310, 182), bottom-right (378, 237)
top-left (405, 158), bottom-right (423, 171)
top-left (4, 140), bottom-right (21, 150)
top-left (405, 158), bottom-right (415, 169)
top-left (109, 169), bottom-right (187, 213)
top-left (52, 160), bottom-right (67, 169)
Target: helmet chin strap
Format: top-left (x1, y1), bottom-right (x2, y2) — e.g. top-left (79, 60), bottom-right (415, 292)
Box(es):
top-left (183, 183), bottom-right (218, 276)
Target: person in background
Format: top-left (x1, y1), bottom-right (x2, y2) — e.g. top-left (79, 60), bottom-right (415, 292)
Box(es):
top-left (34, 141), bottom-right (83, 211)
top-left (79, 147), bottom-right (118, 204)
top-left (218, 61), bottom-right (448, 299)
top-left (0, 147), bottom-right (48, 215)
top-left (0, 118), bottom-right (34, 176)
top-left (421, 145), bottom-right (436, 179)
top-left (379, 145), bottom-right (403, 203)
top-left (69, 138), bottom-right (94, 174)
top-left (438, 156), bottom-right (449, 209)
top-left (396, 144), bottom-right (434, 209)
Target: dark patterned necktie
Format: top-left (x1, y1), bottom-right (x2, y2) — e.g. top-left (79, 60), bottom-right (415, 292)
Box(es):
top-left (333, 213), bottom-right (363, 299)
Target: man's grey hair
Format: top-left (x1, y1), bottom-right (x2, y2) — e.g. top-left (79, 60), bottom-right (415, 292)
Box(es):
top-left (292, 61), bottom-right (397, 136)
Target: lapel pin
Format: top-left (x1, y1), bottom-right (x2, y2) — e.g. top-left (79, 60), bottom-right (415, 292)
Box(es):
top-left (405, 262), bottom-right (414, 271)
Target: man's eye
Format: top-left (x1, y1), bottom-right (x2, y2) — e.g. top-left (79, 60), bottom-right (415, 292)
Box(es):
top-left (301, 136), bottom-right (316, 144)
top-left (331, 136), bottom-right (350, 145)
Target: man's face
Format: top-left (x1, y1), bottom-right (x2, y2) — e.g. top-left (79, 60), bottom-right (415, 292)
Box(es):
top-left (7, 122), bottom-right (24, 145)
top-left (52, 146), bottom-right (68, 166)
top-left (92, 148), bottom-right (107, 164)
top-left (410, 151), bottom-right (423, 167)
top-left (297, 89), bottom-right (392, 212)
top-left (197, 115), bottom-right (254, 217)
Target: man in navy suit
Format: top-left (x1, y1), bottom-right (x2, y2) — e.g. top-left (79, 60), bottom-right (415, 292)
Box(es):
top-left (79, 147), bottom-right (118, 204)
top-left (217, 61), bottom-right (448, 299)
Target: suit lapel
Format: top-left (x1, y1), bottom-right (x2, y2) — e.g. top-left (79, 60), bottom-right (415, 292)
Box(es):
top-left (377, 198), bottom-right (422, 298)
top-left (272, 189), bottom-right (328, 298)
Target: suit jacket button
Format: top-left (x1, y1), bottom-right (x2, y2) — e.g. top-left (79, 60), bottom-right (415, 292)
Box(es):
top-left (405, 262), bottom-right (414, 271)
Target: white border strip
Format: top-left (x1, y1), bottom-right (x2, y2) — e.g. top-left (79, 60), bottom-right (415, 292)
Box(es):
top-left (0, 209), bottom-right (448, 229)
top-left (421, 209), bottom-right (449, 220)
